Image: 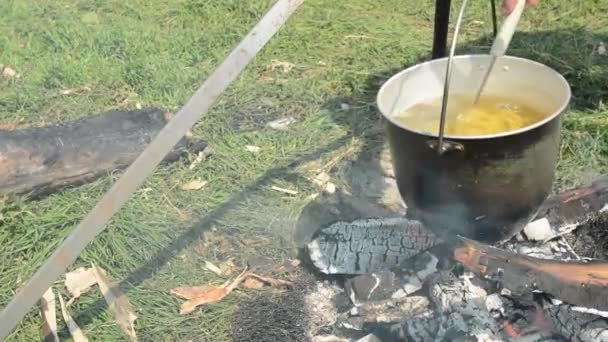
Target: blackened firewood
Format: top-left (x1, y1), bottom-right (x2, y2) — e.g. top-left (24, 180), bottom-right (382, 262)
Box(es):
top-left (306, 217), bottom-right (438, 274)
top-left (454, 237), bottom-right (608, 312)
top-left (544, 303), bottom-right (608, 342)
top-left (0, 108), bottom-right (207, 198)
top-left (525, 176), bottom-right (608, 241)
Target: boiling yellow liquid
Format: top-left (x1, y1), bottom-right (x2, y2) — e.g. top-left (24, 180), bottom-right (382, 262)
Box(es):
top-left (394, 94), bottom-right (547, 136)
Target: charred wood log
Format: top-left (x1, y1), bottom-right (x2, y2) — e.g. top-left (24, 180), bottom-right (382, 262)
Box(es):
top-left (306, 217), bottom-right (438, 274)
top-left (305, 176), bottom-right (608, 275)
top-left (524, 176), bottom-right (608, 241)
top-left (0, 108), bottom-right (206, 198)
top-left (544, 302), bottom-right (608, 342)
top-left (454, 237), bottom-right (608, 312)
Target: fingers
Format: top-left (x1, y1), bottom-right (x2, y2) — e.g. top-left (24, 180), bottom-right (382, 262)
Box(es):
top-left (503, 0), bottom-right (538, 15)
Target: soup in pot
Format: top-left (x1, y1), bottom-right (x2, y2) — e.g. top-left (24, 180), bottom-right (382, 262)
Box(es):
top-left (394, 94), bottom-right (547, 136)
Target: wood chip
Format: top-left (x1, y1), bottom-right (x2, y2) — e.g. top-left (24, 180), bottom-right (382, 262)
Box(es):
top-left (172, 269), bottom-right (249, 315)
top-left (58, 294), bottom-right (89, 342)
top-left (180, 179), bottom-right (208, 191)
top-left (40, 288), bottom-right (59, 342)
top-left (92, 264), bottom-right (138, 342)
top-left (271, 186), bottom-right (298, 195)
top-left (203, 261), bottom-right (223, 276)
top-left (64, 267), bottom-right (97, 304)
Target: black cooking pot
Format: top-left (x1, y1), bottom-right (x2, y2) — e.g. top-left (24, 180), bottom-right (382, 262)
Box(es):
top-left (377, 55), bottom-right (571, 242)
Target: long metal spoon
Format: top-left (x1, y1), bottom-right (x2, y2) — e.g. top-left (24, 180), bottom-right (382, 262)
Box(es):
top-left (437, 0), bottom-right (470, 154)
top-left (473, 0), bottom-right (526, 104)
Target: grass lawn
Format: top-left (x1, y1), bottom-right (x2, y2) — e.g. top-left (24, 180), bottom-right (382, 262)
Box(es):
top-left (1, 0), bottom-right (607, 340)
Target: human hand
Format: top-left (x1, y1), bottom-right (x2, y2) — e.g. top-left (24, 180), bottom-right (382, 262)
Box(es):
top-left (503, 0), bottom-right (538, 15)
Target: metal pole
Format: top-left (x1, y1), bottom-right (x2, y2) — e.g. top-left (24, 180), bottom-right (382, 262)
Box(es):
top-left (0, 0), bottom-right (304, 338)
top-left (432, 0), bottom-right (452, 59)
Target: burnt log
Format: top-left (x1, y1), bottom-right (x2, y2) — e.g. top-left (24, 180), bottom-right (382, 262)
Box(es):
top-left (524, 176), bottom-right (608, 241)
top-left (454, 236), bottom-right (608, 312)
top-left (306, 217), bottom-right (438, 274)
top-left (305, 175), bottom-right (608, 275)
top-left (544, 303), bottom-right (608, 342)
top-left (0, 108), bottom-right (206, 197)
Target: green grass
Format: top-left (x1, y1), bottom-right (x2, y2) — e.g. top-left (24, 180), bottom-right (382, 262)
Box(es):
top-left (1, 0), bottom-right (607, 340)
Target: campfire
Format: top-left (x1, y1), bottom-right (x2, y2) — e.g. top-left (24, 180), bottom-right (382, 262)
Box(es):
top-left (300, 149), bottom-right (608, 342)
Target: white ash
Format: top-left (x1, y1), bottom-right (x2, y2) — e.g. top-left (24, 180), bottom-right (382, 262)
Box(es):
top-left (305, 281), bottom-right (343, 336)
top-left (336, 296), bottom-right (431, 331)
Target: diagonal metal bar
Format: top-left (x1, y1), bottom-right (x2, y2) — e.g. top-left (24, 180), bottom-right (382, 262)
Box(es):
top-left (0, 0), bottom-right (304, 338)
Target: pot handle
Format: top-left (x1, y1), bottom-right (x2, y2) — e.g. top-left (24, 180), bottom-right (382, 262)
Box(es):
top-left (427, 139), bottom-right (465, 155)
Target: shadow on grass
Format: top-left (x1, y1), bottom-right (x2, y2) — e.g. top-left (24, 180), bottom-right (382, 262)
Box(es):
top-left (71, 27), bottom-right (608, 331)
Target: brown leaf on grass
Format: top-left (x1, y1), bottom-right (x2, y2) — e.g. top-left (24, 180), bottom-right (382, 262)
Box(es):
top-left (172, 269), bottom-right (248, 315)
top-left (58, 294), bottom-right (89, 342)
top-left (92, 264), bottom-right (138, 342)
top-left (64, 267), bottom-right (97, 304)
top-left (170, 285), bottom-right (215, 300)
top-left (242, 277), bottom-right (265, 289)
top-left (180, 179), bottom-right (208, 191)
top-left (40, 288), bottom-right (59, 342)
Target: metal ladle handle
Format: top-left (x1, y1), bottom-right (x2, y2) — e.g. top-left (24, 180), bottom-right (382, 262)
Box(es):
top-left (436, 0), bottom-right (469, 155)
top-left (436, 0), bottom-right (526, 154)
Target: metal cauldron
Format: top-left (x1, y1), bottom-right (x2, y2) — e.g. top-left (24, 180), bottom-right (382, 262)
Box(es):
top-left (377, 55), bottom-right (571, 242)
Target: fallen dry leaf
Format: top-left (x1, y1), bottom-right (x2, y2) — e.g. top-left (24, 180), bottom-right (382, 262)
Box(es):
top-left (170, 285), bottom-right (215, 300)
top-left (203, 261), bottom-right (223, 276)
top-left (291, 259), bottom-right (301, 267)
top-left (40, 288), bottom-right (59, 342)
top-left (242, 277), bottom-right (265, 289)
top-left (92, 264), bottom-right (138, 342)
top-left (58, 294), bottom-right (89, 342)
top-left (174, 269), bottom-right (249, 315)
top-left (271, 186), bottom-right (298, 195)
top-left (64, 267), bottom-right (97, 304)
top-left (180, 179), bottom-right (208, 191)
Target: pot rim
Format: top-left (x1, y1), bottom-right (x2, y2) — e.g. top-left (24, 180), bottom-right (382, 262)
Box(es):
top-left (376, 54), bottom-right (572, 140)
